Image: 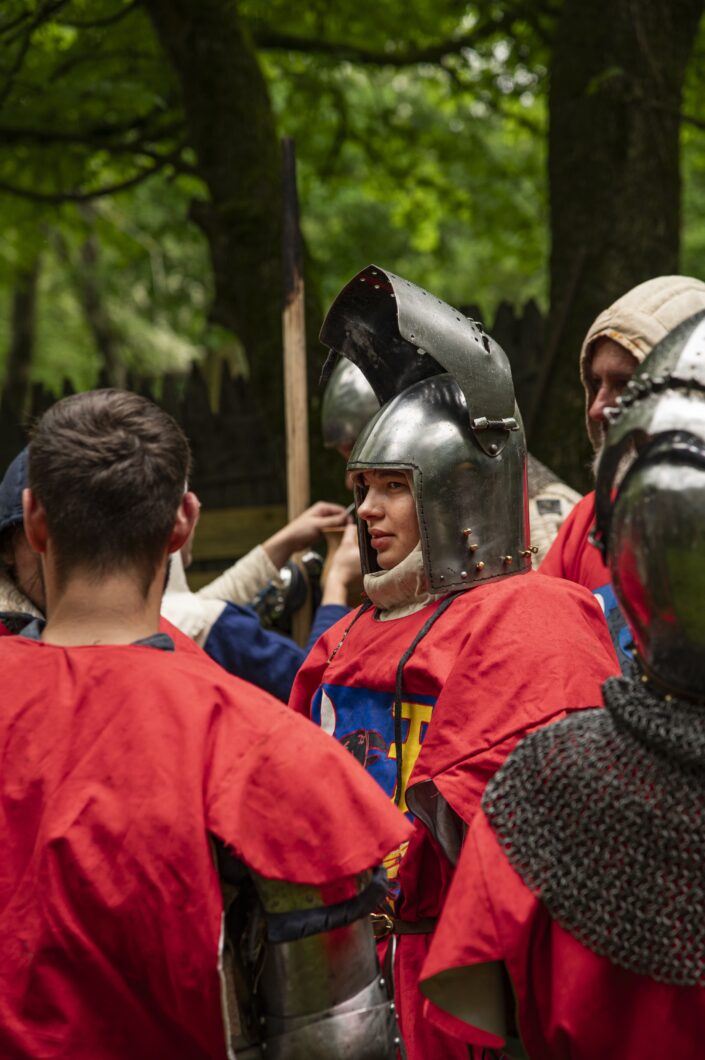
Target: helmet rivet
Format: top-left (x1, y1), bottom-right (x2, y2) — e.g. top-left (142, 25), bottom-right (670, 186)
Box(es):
top-left (462, 527), bottom-right (473, 536)
top-left (488, 443), bottom-right (499, 455)
top-left (460, 571), bottom-right (467, 579)
top-left (475, 561), bottom-right (485, 573)
top-left (501, 555), bottom-right (512, 564)
top-left (439, 574), bottom-right (445, 581)
top-left (468, 543), bottom-right (479, 552)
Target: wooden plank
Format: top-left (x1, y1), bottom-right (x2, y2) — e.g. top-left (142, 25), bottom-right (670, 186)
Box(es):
top-left (282, 137), bottom-right (312, 646)
top-left (191, 504), bottom-right (287, 563)
top-left (282, 137), bottom-right (310, 524)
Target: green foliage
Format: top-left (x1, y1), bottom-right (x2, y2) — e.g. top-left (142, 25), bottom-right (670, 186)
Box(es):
top-left (0, 174), bottom-right (209, 390)
top-left (681, 17), bottom-right (705, 280)
top-left (0, 0), bottom-right (704, 403)
top-left (254, 0), bottom-right (551, 312)
top-left (272, 58), bottom-right (547, 313)
top-left (0, 0), bottom-right (206, 391)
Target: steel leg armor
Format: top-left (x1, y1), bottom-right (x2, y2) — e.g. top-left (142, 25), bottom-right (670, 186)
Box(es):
top-left (215, 844), bottom-right (401, 1059)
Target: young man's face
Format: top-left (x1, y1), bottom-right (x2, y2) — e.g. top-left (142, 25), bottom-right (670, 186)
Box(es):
top-left (355, 468), bottom-right (420, 570)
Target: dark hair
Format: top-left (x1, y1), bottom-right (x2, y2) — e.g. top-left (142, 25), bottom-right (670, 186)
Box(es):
top-left (29, 389), bottom-right (192, 594)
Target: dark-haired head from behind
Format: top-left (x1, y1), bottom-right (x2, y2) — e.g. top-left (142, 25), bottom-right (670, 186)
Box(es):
top-left (28, 390), bottom-right (192, 596)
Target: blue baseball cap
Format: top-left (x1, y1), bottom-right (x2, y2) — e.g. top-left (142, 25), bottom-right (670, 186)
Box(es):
top-left (0, 447), bottom-right (28, 537)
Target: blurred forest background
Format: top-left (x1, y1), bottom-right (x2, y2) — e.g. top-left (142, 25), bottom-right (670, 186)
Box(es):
top-left (1, 0), bottom-right (705, 496)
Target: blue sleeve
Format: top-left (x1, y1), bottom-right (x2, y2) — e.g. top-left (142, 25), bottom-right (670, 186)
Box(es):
top-left (204, 603), bottom-right (305, 703)
top-left (304, 604), bottom-right (350, 657)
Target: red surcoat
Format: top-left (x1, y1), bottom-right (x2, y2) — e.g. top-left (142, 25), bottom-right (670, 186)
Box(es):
top-left (540, 490), bottom-right (607, 586)
top-left (422, 810), bottom-right (705, 1060)
top-left (290, 570), bottom-right (619, 1059)
top-left (540, 490), bottom-right (633, 671)
top-left (0, 636), bottom-right (409, 1060)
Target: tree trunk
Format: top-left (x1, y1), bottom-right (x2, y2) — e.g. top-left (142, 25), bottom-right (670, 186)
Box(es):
top-left (56, 216), bottom-right (126, 388)
top-left (533, 0), bottom-right (704, 490)
top-left (143, 0), bottom-right (285, 459)
top-left (77, 231), bottom-right (126, 389)
top-left (4, 258), bottom-right (40, 420)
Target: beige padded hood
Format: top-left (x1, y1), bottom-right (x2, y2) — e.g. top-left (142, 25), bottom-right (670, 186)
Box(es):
top-left (580, 275), bottom-right (705, 449)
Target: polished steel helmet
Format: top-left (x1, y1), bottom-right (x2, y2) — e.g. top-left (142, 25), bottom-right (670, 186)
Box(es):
top-left (594, 309), bottom-right (705, 698)
top-left (319, 265), bottom-right (530, 591)
top-left (321, 358), bottom-right (379, 453)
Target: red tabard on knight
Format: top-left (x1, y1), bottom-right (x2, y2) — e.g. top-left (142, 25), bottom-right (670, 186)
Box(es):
top-left (540, 490), bottom-right (607, 585)
top-left (540, 490), bottom-right (633, 672)
top-left (0, 636), bottom-right (410, 1060)
top-left (289, 569), bottom-right (619, 1060)
top-left (421, 809), bottom-right (705, 1060)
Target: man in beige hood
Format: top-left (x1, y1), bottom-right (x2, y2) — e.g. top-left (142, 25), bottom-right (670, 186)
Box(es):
top-left (541, 274), bottom-right (705, 669)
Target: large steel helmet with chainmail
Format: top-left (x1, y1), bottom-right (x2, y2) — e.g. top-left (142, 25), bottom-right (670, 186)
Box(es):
top-left (594, 308), bottom-right (705, 698)
top-left (321, 358), bottom-right (379, 455)
top-left (320, 264), bottom-right (531, 592)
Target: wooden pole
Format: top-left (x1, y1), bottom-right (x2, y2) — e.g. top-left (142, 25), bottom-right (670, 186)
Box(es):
top-left (281, 137), bottom-right (311, 645)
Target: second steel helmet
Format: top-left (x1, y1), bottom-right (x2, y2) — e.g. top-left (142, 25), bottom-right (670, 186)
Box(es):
top-left (594, 309), bottom-right (705, 698)
top-left (321, 359), bottom-right (379, 455)
top-left (320, 265), bottom-right (530, 592)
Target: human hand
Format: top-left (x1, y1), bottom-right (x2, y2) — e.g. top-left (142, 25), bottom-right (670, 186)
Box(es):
top-left (263, 501), bottom-right (349, 568)
top-left (321, 523), bottom-right (363, 606)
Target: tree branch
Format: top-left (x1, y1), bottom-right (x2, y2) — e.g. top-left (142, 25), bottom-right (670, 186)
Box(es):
top-left (50, 47), bottom-right (157, 82)
top-left (0, 153), bottom-right (179, 204)
top-left (645, 98), bottom-right (705, 133)
top-left (681, 111), bottom-right (705, 133)
top-left (0, 123), bottom-right (186, 157)
top-left (1, 0), bottom-right (70, 45)
top-left (57, 1), bottom-right (140, 30)
top-left (250, 16), bottom-right (512, 67)
top-left (0, 32), bottom-right (32, 111)
top-left (0, 0), bottom-right (72, 111)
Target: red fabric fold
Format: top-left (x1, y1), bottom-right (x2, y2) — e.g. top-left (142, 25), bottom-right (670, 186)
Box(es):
top-left (0, 637), bottom-right (409, 1059)
top-left (540, 491), bottom-right (605, 585)
top-left (290, 571), bottom-right (619, 1060)
top-left (423, 811), bottom-right (705, 1060)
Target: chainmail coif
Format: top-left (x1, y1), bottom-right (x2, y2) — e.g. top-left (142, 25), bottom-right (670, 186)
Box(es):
top-left (483, 675), bottom-right (705, 986)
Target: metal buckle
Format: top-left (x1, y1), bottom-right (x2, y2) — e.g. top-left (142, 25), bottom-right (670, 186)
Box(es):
top-left (369, 912), bottom-right (394, 940)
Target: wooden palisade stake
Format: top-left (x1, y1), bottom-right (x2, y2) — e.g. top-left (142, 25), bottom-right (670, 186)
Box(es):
top-left (281, 137), bottom-right (312, 645)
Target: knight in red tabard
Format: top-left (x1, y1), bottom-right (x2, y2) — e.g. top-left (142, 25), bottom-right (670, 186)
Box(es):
top-left (290, 265), bottom-right (619, 1060)
top-left (0, 389), bottom-right (410, 1060)
top-left (421, 309), bottom-right (705, 1060)
top-left (540, 274), bottom-right (705, 671)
